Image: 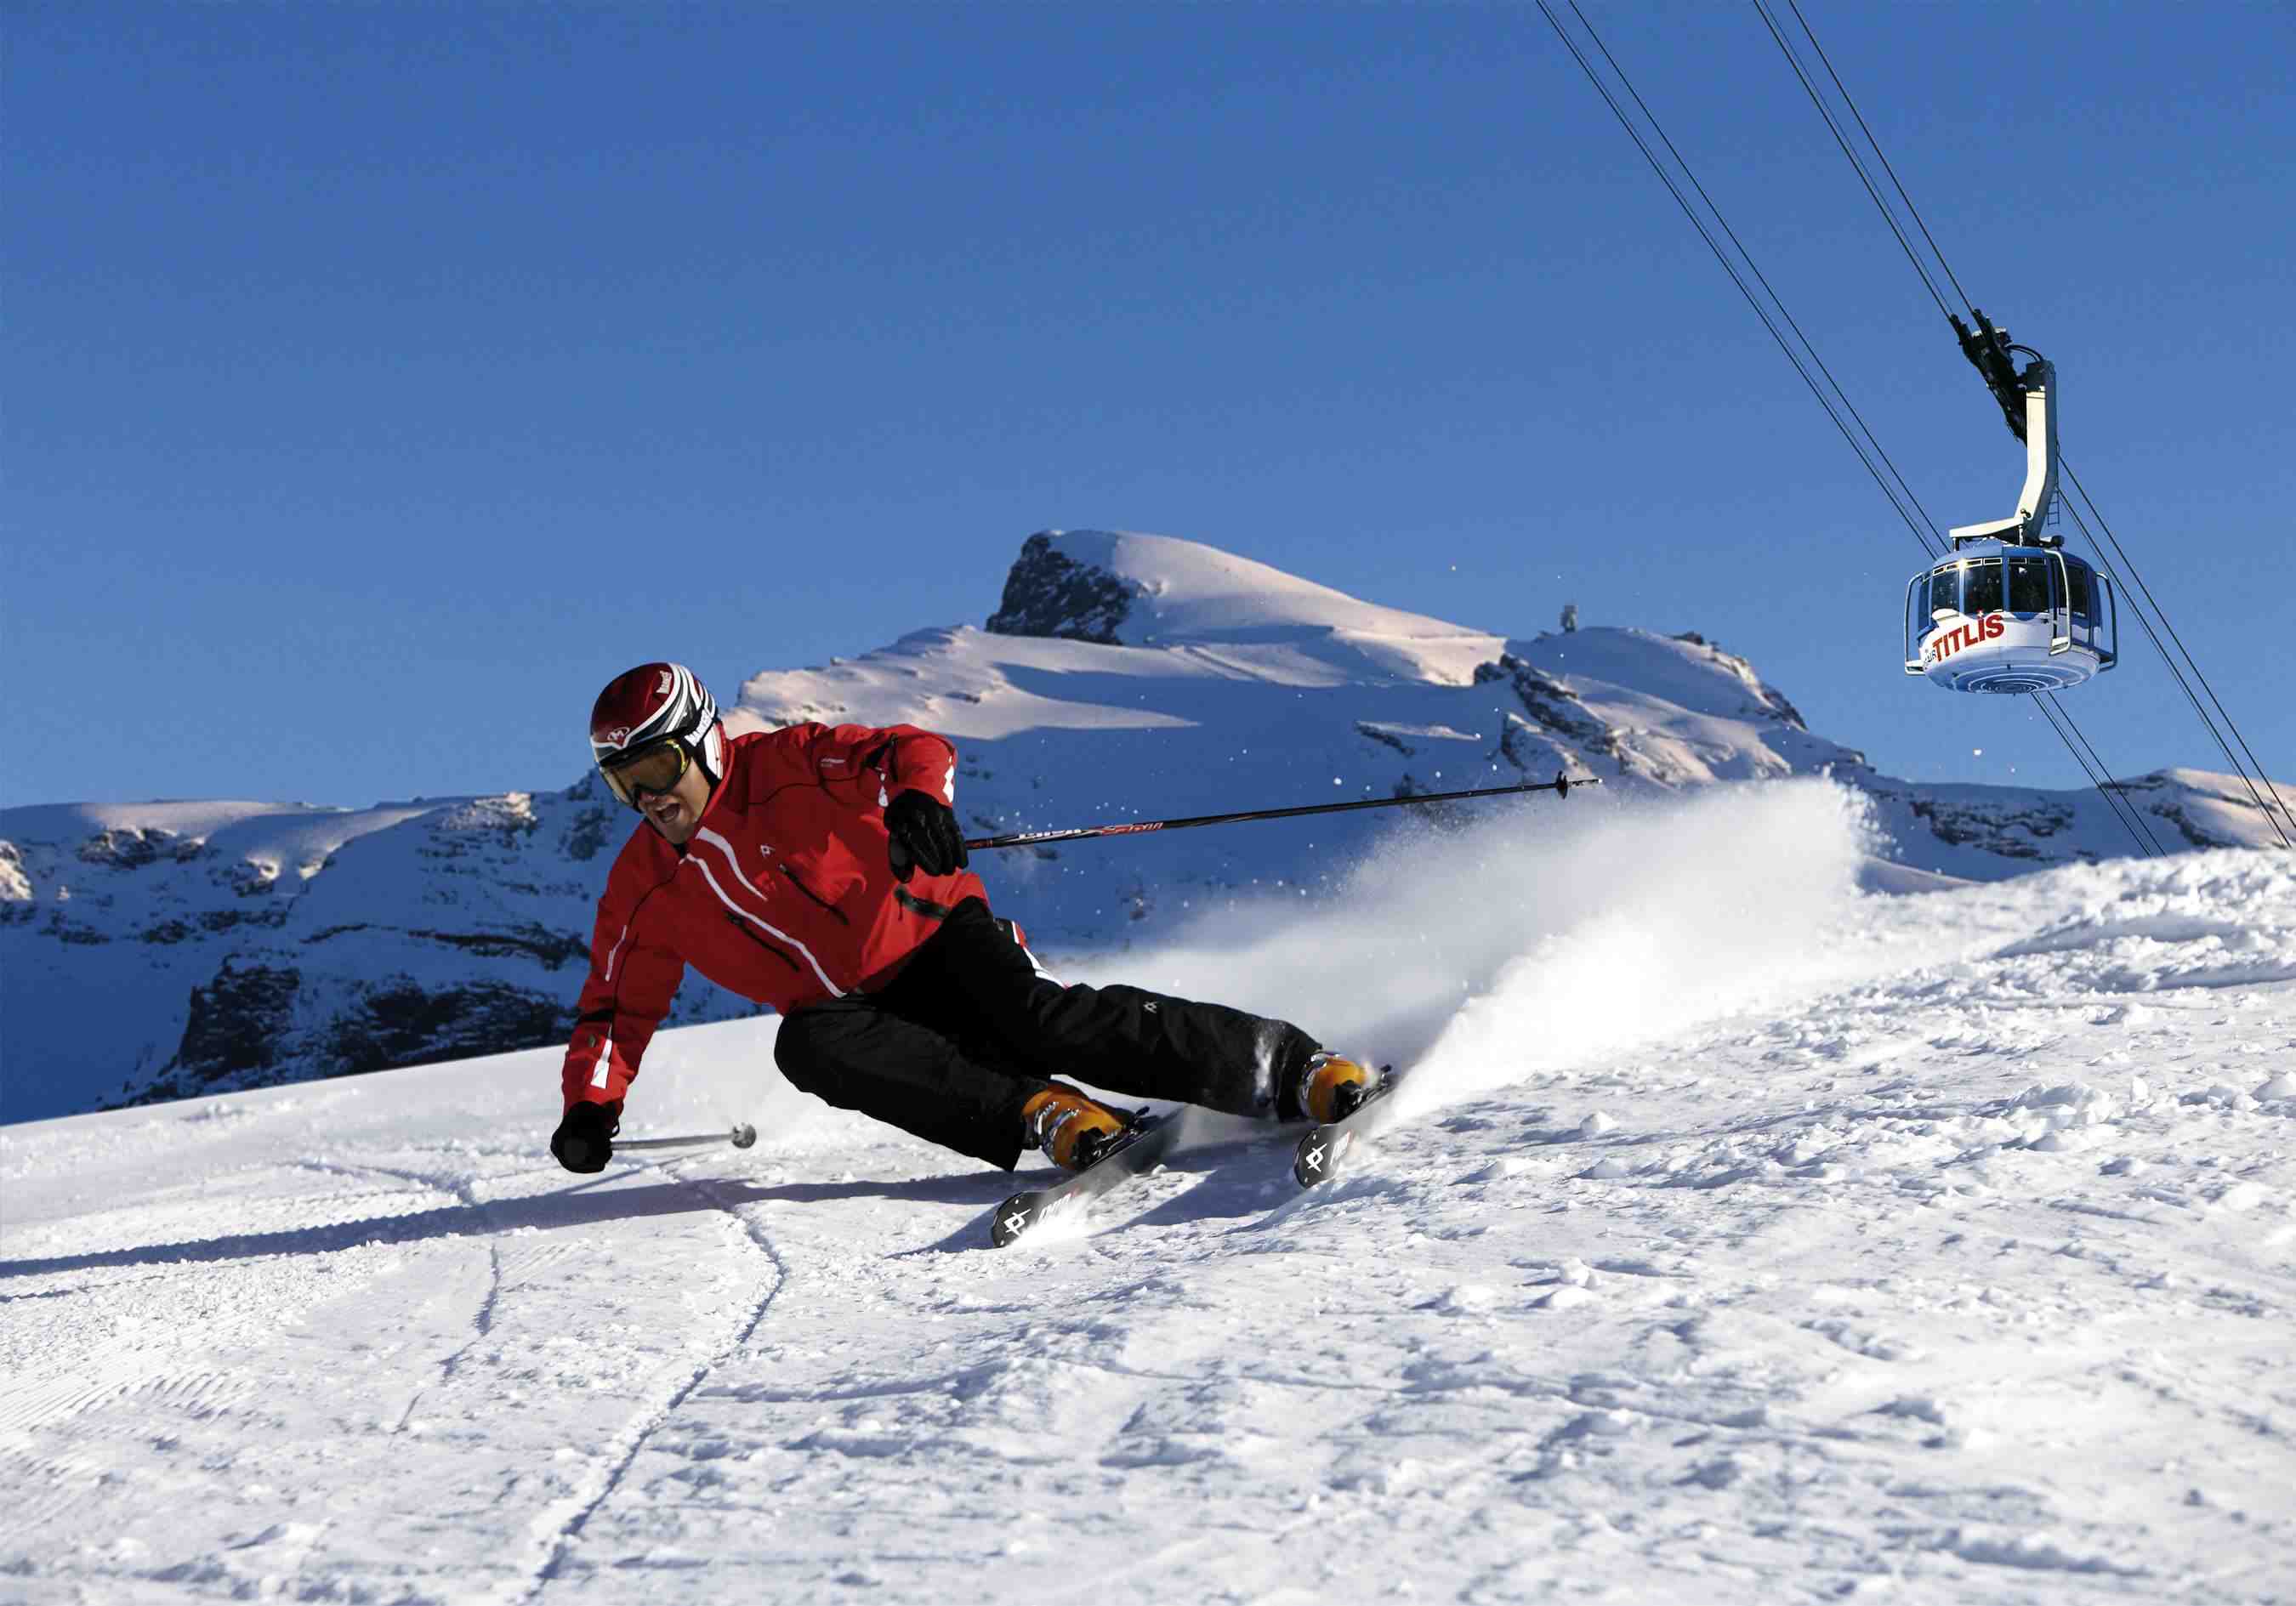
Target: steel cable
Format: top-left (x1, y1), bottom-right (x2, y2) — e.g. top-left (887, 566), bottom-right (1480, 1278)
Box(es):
top-left (1537, 0), bottom-right (2157, 857)
top-left (2060, 480), bottom-right (2293, 847)
top-left (1780, 0), bottom-right (1978, 317)
top-left (1749, 0), bottom-right (1961, 324)
top-left (1760, 2), bottom-right (2288, 848)
top-left (1535, 0), bottom-right (1939, 557)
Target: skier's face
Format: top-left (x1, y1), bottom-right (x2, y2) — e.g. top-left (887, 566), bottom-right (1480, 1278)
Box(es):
top-left (636, 759), bottom-right (713, 846)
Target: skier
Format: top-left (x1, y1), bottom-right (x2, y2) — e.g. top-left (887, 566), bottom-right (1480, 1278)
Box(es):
top-left (550, 663), bottom-right (1371, 1176)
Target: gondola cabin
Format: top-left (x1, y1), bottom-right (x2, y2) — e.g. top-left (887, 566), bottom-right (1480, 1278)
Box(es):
top-left (1903, 539), bottom-right (2117, 692)
top-left (1902, 339), bottom-right (2119, 694)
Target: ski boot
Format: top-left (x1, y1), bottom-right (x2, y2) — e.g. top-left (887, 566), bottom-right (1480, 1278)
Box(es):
top-left (1021, 1086), bottom-right (1130, 1172)
top-left (1287, 1050), bottom-right (1375, 1124)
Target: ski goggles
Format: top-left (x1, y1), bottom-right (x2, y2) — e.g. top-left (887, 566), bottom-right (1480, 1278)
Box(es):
top-left (599, 740), bottom-right (691, 808)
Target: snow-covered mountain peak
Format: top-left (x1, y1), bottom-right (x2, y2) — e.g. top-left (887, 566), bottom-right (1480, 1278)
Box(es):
top-left (984, 529), bottom-right (1504, 685)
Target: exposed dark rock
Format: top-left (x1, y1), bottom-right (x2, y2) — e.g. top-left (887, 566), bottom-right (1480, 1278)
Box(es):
top-left (77, 827), bottom-right (174, 870)
top-left (226, 861), bottom-right (278, 898)
top-left (2153, 803), bottom-right (2224, 853)
top-left (1758, 686), bottom-right (1807, 729)
top-left (405, 925), bottom-right (589, 969)
top-left (142, 919), bottom-right (196, 945)
top-left (1390, 773), bottom-right (1477, 830)
top-left (1497, 712), bottom-right (1561, 775)
top-left (985, 532), bottom-right (1140, 644)
top-left (321, 979), bottom-right (571, 1078)
top-left (198, 905), bottom-right (286, 934)
top-left (2106, 776), bottom-right (2269, 853)
top-left (561, 805), bottom-right (612, 862)
top-left (169, 961), bottom-right (304, 1089)
top-left (1673, 633), bottom-right (1808, 729)
top-left (1902, 794), bottom-right (2076, 857)
top-left (1479, 653), bottom-right (1621, 758)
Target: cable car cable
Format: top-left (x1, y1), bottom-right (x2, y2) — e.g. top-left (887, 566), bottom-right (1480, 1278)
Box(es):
top-left (2030, 691), bottom-right (2166, 859)
top-left (2058, 479), bottom-right (2294, 847)
top-left (1776, 0), bottom-right (1978, 318)
top-left (1756, 3), bottom-right (2290, 848)
top-left (2038, 690), bottom-right (2170, 857)
top-left (1533, 0), bottom-right (1940, 561)
top-left (1748, 0), bottom-right (1961, 325)
top-left (1554, 0), bottom-right (1947, 559)
top-left (1537, 2), bottom-right (2158, 859)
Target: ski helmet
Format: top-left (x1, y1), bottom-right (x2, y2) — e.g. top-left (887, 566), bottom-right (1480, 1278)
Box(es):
top-left (589, 662), bottom-right (725, 807)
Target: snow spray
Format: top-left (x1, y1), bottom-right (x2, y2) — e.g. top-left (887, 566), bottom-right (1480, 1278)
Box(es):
top-left (1092, 779), bottom-right (1884, 1119)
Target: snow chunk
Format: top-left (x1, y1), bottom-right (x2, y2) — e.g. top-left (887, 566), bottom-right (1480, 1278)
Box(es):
top-left (1941, 1529), bottom-right (2146, 1576)
top-left (1424, 1284), bottom-right (1504, 1314)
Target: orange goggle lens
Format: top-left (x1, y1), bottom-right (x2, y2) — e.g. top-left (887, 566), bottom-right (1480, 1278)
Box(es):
top-left (600, 741), bottom-right (690, 807)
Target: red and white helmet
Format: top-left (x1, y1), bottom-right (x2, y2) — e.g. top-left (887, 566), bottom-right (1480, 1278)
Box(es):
top-left (589, 662), bottom-right (725, 803)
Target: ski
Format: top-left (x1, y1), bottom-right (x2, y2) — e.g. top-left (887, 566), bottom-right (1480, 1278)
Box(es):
top-left (988, 1104), bottom-right (1213, 1247)
top-left (1292, 1063), bottom-right (1406, 1189)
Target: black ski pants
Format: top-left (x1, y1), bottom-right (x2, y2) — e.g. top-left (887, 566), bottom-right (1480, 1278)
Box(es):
top-left (772, 897), bottom-right (1314, 1169)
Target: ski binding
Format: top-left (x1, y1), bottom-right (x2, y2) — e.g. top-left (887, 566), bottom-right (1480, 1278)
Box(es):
top-left (989, 1105), bottom-right (1209, 1248)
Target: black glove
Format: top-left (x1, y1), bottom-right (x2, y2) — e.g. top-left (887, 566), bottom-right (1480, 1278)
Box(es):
top-left (884, 788), bottom-right (969, 882)
top-left (551, 1098), bottom-right (621, 1173)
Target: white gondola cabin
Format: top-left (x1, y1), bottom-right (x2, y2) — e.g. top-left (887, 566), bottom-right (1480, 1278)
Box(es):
top-left (1903, 348), bottom-right (2118, 693)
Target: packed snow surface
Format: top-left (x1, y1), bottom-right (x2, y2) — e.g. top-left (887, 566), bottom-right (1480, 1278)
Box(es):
top-left (4, 782), bottom-right (2293, 1603)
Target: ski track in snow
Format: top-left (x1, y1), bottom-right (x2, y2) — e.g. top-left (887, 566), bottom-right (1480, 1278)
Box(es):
top-left (3, 786), bottom-right (2294, 1603)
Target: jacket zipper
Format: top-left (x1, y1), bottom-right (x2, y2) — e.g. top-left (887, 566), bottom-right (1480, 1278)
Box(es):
top-left (725, 913), bottom-right (799, 970)
top-left (780, 865), bottom-right (850, 924)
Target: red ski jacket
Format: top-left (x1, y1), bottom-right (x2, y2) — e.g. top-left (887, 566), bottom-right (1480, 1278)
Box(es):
top-left (559, 722), bottom-right (986, 1113)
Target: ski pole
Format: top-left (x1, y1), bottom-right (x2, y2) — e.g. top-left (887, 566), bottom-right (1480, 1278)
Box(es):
top-left (963, 772), bottom-right (1599, 853)
top-left (616, 1122), bottom-right (759, 1152)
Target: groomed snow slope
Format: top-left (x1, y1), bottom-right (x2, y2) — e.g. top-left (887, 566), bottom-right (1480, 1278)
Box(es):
top-left (4, 783), bottom-right (2293, 1603)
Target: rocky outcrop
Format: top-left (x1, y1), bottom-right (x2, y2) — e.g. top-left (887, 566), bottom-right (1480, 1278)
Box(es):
top-left (1906, 795), bottom-right (2079, 859)
top-left (158, 960), bottom-right (304, 1096)
top-left (5, 784), bottom-right (768, 1121)
top-left (77, 827), bottom-right (175, 869)
top-left (985, 531), bottom-right (1141, 644)
top-left (126, 965), bottom-right (579, 1108)
top-left (1476, 654), bottom-right (1622, 760)
top-left (561, 804), bottom-right (613, 863)
top-left (0, 841), bottom-right (31, 910)
top-left (320, 979), bottom-right (572, 1081)
top-left (1673, 633), bottom-right (1809, 729)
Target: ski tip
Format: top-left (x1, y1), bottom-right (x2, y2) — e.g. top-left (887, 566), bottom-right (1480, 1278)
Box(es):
top-left (989, 1189), bottom-right (1049, 1248)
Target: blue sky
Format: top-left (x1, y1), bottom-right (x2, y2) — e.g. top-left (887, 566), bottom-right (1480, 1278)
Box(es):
top-left (8, 2), bottom-right (2292, 814)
